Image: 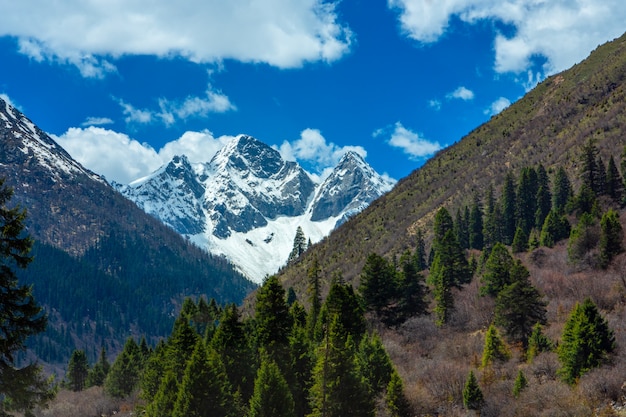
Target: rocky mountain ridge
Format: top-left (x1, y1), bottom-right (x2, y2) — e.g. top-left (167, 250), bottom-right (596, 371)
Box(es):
top-left (118, 135), bottom-right (395, 282)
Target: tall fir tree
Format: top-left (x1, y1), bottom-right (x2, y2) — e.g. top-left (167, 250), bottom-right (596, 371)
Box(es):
top-left (87, 346), bottom-right (110, 387)
top-left (462, 370), bottom-right (484, 411)
top-left (287, 226), bottom-right (307, 265)
top-left (356, 333), bottom-right (394, 396)
top-left (306, 257), bottom-right (322, 340)
top-left (599, 208), bottom-right (624, 268)
top-left (413, 228), bottom-right (427, 270)
top-left (494, 260), bottom-right (547, 347)
top-left (553, 166), bottom-right (573, 213)
top-left (516, 166), bottom-right (539, 237)
top-left (105, 337), bottom-right (142, 398)
top-left (580, 139), bottom-right (601, 194)
top-left (469, 194), bottom-right (484, 250)
top-left (595, 155), bottom-right (607, 196)
top-left (501, 171), bottom-right (518, 244)
top-left (172, 340), bottom-right (237, 417)
top-left (535, 164), bottom-right (552, 229)
top-left (144, 370), bottom-right (179, 417)
top-left (386, 369), bottom-right (412, 417)
top-left (0, 179), bottom-right (51, 415)
top-left (247, 356), bottom-right (295, 417)
top-left (359, 253), bottom-right (397, 321)
top-left (605, 155), bottom-right (624, 203)
top-left (480, 243), bottom-right (515, 297)
top-left (255, 275), bottom-right (292, 364)
top-left (558, 298), bottom-right (615, 384)
top-left (308, 315), bottom-right (375, 417)
top-left (526, 323), bottom-right (553, 363)
top-left (539, 210), bottom-right (571, 248)
top-left (512, 370), bottom-right (528, 398)
top-left (66, 349), bottom-right (89, 392)
top-left (481, 324), bottom-right (510, 368)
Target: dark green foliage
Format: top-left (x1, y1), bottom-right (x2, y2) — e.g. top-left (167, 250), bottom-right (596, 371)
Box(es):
top-left (516, 167), bottom-right (539, 237)
top-left (455, 208), bottom-right (469, 250)
top-left (172, 340), bottom-right (236, 417)
top-left (308, 315), bottom-right (375, 417)
top-left (359, 253), bottom-right (398, 320)
top-left (481, 324), bottom-right (510, 368)
top-left (480, 243), bottom-right (515, 297)
top-left (535, 165), bottom-right (552, 229)
top-left (212, 304), bottom-right (256, 403)
top-left (413, 228), bottom-right (427, 270)
top-left (433, 207), bottom-right (455, 247)
top-left (66, 349), bottom-right (89, 392)
top-left (540, 210), bottom-right (571, 248)
top-left (322, 279), bottom-right (366, 339)
top-left (494, 260), bottom-right (547, 347)
top-left (247, 356), bottom-right (295, 417)
top-left (289, 322), bottom-right (314, 417)
top-left (469, 194), bottom-right (484, 250)
top-left (580, 139), bottom-right (601, 194)
top-left (595, 155), bottom-right (607, 196)
top-left (87, 346), bottom-right (110, 387)
top-left (512, 370), bottom-right (528, 398)
top-left (606, 156), bottom-right (624, 203)
top-left (0, 179), bottom-right (51, 415)
top-left (511, 226), bottom-right (528, 253)
top-left (599, 208), bottom-right (624, 268)
top-left (357, 334), bottom-right (394, 395)
top-left (104, 337), bottom-right (143, 398)
top-left (553, 166), bottom-right (573, 213)
top-left (573, 183), bottom-right (598, 216)
top-left (501, 172), bottom-right (518, 244)
top-left (526, 323), bottom-right (553, 362)
top-left (567, 213), bottom-right (599, 264)
top-left (430, 249), bottom-right (455, 327)
top-left (306, 257), bottom-right (322, 339)
top-left (558, 298), bottom-right (615, 384)
top-left (395, 257), bottom-right (429, 322)
top-left (255, 275), bottom-right (292, 351)
top-left (462, 370), bottom-right (484, 411)
top-left (144, 371), bottom-right (179, 417)
top-left (386, 370), bottom-right (412, 417)
top-left (287, 226), bottom-right (307, 265)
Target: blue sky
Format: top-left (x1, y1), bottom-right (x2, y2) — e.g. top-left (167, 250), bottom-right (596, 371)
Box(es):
top-left (1, 0), bottom-right (624, 184)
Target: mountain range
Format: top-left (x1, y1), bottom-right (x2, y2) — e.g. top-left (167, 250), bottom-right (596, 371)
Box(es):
top-left (117, 134), bottom-right (395, 282)
top-left (0, 97), bottom-right (256, 366)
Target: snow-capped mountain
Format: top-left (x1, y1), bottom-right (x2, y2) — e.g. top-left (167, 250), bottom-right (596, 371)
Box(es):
top-left (119, 135), bottom-right (395, 282)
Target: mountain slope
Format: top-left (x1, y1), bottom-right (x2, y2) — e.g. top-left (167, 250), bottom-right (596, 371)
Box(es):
top-left (0, 98), bottom-right (256, 366)
top-left (119, 135), bottom-right (395, 282)
top-left (276, 31), bottom-right (626, 294)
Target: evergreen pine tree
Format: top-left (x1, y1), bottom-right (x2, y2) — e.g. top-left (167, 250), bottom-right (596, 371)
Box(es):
top-left (172, 340), bottom-right (236, 417)
top-left (289, 320), bottom-right (314, 417)
top-left (526, 323), bottom-right (553, 362)
top-left (462, 370), bottom-right (484, 411)
top-left (516, 167), bottom-right (539, 237)
top-left (357, 334), bottom-right (394, 395)
top-left (595, 155), bottom-right (607, 196)
top-left (599, 208), bottom-right (624, 268)
top-left (469, 194), bottom-right (484, 250)
top-left (105, 337), bottom-right (142, 398)
top-left (306, 257), bottom-right (322, 340)
top-left (567, 212), bottom-right (599, 264)
top-left (255, 275), bottom-right (292, 358)
top-left (66, 349), bottom-right (89, 391)
top-left (501, 172), bottom-right (518, 244)
top-left (87, 346), bottom-right (110, 387)
top-left (606, 155), bottom-right (624, 203)
top-left (512, 370), bottom-right (528, 398)
top-left (211, 303), bottom-right (256, 403)
top-left (494, 260), bottom-right (547, 347)
top-left (558, 298), bottom-right (615, 384)
top-left (141, 340), bottom-right (168, 403)
top-left (511, 226), bottom-right (529, 253)
top-left (386, 370), bottom-right (412, 417)
top-left (430, 250), bottom-right (454, 327)
top-left (481, 324), bottom-right (510, 368)
top-left (553, 166), bottom-right (573, 213)
top-left (287, 226), bottom-right (307, 265)
top-left (308, 315), bottom-right (375, 417)
top-left (144, 370), bottom-right (179, 417)
top-left (535, 164), bottom-right (552, 229)
top-left (247, 356), bottom-right (295, 417)
top-left (480, 243), bottom-right (515, 297)
top-left (433, 207), bottom-right (455, 248)
top-left (539, 210), bottom-right (571, 248)
top-left (580, 139), bottom-right (600, 194)
top-left (359, 253), bottom-right (397, 321)
top-left (395, 257), bottom-right (428, 322)
top-left (413, 228), bottom-right (427, 270)
top-left (322, 279), bottom-right (366, 339)
top-left (0, 179), bottom-right (51, 415)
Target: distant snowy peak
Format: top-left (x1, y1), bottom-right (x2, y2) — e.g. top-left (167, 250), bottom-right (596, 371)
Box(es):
top-left (310, 151), bottom-right (395, 224)
top-left (0, 97), bottom-right (104, 184)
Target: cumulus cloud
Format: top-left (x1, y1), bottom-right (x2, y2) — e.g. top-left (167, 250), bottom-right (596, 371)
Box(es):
top-left (1, 0), bottom-right (352, 76)
top-left (375, 122), bottom-right (441, 159)
top-left (278, 128), bottom-right (366, 178)
top-left (53, 127), bottom-right (235, 184)
top-left (389, 0), bottom-right (626, 75)
top-left (81, 117), bottom-right (114, 127)
top-left (117, 84), bottom-right (235, 126)
top-left (485, 97), bottom-right (511, 116)
top-left (447, 86), bottom-right (474, 101)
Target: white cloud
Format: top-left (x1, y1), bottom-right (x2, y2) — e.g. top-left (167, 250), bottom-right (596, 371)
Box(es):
top-left (53, 127), bottom-right (235, 184)
top-left (117, 85), bottom-right (236, 126)
top-left (447, 86), bottom-right (474, 101)
top-left (388, 0), bottom-right (626, 75)
top-left (1, 0), bottom-right (352, 76)
top-left (377, 122), bottom-right (441, 159)
top-left (485, 97), bottom-right (511, 116)
top-left (278, 128), bottom-right (366, 177)
top-left (428, 99), bottom-right (442, 110)
top-left (81, 117), bottom-right (114, 127)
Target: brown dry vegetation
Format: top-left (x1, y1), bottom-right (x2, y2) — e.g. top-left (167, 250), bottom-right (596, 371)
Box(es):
top-left (376, 227), bottom-right (626, 416)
